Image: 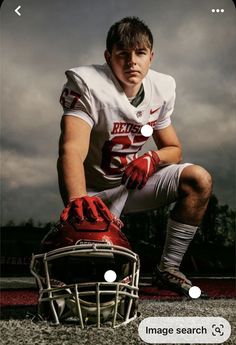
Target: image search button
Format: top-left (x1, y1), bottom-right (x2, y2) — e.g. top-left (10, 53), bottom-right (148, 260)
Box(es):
top-left (138, 317), bottom-right (231, 343)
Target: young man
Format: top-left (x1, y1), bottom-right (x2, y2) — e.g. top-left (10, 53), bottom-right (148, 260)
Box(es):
top-left (58, 17), bottom-right (212, 296)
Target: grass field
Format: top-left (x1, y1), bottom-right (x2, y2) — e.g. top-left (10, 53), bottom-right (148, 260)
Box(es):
top-left (1, 299), bottom-right (235, 345)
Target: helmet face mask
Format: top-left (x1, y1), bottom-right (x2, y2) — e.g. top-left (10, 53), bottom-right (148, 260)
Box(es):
top-left (31, 221), bottom-right (140, 328)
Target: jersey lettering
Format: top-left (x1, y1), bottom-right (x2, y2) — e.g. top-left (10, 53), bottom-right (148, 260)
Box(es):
top-left (111, 120), bottom-right (158, 135)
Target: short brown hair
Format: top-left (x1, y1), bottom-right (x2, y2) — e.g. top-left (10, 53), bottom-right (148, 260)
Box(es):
top-left (106, 17), bottom-right (153, 53)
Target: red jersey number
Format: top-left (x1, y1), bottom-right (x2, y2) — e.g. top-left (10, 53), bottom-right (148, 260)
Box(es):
top-left (101, 135), bottom-right (147, 175)
top-left (60, 88), bottom-right (81, 109)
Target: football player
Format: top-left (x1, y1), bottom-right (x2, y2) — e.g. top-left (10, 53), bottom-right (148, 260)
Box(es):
top-left (57, 17), bottom-right (212, 296)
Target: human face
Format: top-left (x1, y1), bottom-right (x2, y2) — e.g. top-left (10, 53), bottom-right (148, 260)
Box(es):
top-left (105, 45), bottom-right (154, 97)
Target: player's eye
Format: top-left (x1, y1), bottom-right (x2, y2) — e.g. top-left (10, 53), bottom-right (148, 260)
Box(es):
top-left (137, 50), bottom-right (147, 55)
top-left (118, 51), bottom-right (128, 57)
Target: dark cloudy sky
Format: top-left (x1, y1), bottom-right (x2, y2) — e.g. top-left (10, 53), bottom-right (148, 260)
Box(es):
top-left (1, 0), bottom-right (235, 224)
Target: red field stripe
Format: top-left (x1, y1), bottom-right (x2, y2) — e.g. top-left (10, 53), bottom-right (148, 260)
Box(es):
top-left (193, 278), bottom-right (236, 298)
top-left (0, 290), bottom-right (38, 307)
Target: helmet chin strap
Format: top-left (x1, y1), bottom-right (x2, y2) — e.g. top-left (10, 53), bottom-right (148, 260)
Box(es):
top-left (54, 297), bottom-right (66, 318)
top-left (51, 287), bottom-right (73, 318)
top-left (65, 297), bottom-right (117, 325)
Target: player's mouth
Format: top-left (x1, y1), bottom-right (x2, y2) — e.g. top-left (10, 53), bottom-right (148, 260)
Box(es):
top-left (125, 70), bottom-right (140, 75)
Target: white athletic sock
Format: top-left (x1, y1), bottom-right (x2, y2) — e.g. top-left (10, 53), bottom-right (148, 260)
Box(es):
top-left (159, 218), bottom-right (198, 271)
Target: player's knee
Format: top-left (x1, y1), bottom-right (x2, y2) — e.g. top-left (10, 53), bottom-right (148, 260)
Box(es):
top-left (179, 165), bottom-right (212, 198)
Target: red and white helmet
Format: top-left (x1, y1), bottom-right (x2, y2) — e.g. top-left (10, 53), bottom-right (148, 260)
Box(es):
top-left (30, 217), bottom-right (140, 328)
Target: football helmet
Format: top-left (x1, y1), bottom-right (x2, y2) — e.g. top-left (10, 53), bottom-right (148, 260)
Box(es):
top-left (30, 217), bottom-right (140, 328)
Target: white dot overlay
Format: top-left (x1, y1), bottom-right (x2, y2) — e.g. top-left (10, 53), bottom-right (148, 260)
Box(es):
top-left (104, 270), bottom-right (117, 283)
top-left (212, 8), bottom-right (224, 13)
top-left (141, 124), bottom-right (153, 137)
top-left (189, 286), bottom-right (201, 299)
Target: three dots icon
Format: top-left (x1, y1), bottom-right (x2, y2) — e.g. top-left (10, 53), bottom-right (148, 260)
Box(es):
top-left (211, 9), bottom-right (224, 13)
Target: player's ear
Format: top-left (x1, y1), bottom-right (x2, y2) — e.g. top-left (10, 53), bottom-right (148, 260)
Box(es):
top-left (150, 50), bottom-right (154, 64)
top-left (104, 50), bottom-right (111, 65)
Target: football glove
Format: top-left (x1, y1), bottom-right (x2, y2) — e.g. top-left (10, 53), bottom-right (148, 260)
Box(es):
top-left (60, 196), bottom-right (113, 223)
top-left (122, 150), bottom-right (160, 189)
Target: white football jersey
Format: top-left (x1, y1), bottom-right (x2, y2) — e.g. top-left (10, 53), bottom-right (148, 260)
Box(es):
top-left (60, 64), bottom-right (176, 190)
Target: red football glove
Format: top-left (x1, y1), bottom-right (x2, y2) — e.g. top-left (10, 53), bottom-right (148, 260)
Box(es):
top-left (60, 196), bottom-right (113, 223)
top-left (122, 150), bottom-right (160, 189)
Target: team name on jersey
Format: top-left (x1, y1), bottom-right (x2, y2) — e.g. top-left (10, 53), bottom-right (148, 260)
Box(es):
top-left (111, 120), bottom-right (157, 135)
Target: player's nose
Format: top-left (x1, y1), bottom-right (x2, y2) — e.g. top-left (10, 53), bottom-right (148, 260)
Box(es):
top-left (127, 51), bottom-right (137, 66)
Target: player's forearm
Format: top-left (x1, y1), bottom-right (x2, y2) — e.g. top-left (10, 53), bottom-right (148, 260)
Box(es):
top-left (155, 146), bottom-right (182, 165)
top-left (57, 150), bottom-right (87, 206)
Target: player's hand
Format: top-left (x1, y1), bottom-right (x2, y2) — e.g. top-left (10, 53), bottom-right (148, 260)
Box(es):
top-left (60, 196), bottom-right (113, 223)
top-left (122, 150), bottom-right (160, 189)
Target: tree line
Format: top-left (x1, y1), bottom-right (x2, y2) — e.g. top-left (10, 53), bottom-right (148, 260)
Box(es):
top-left (123, 194), bottom-right (235, 248)
top-left (2, 194), bottom-right (235, 248)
